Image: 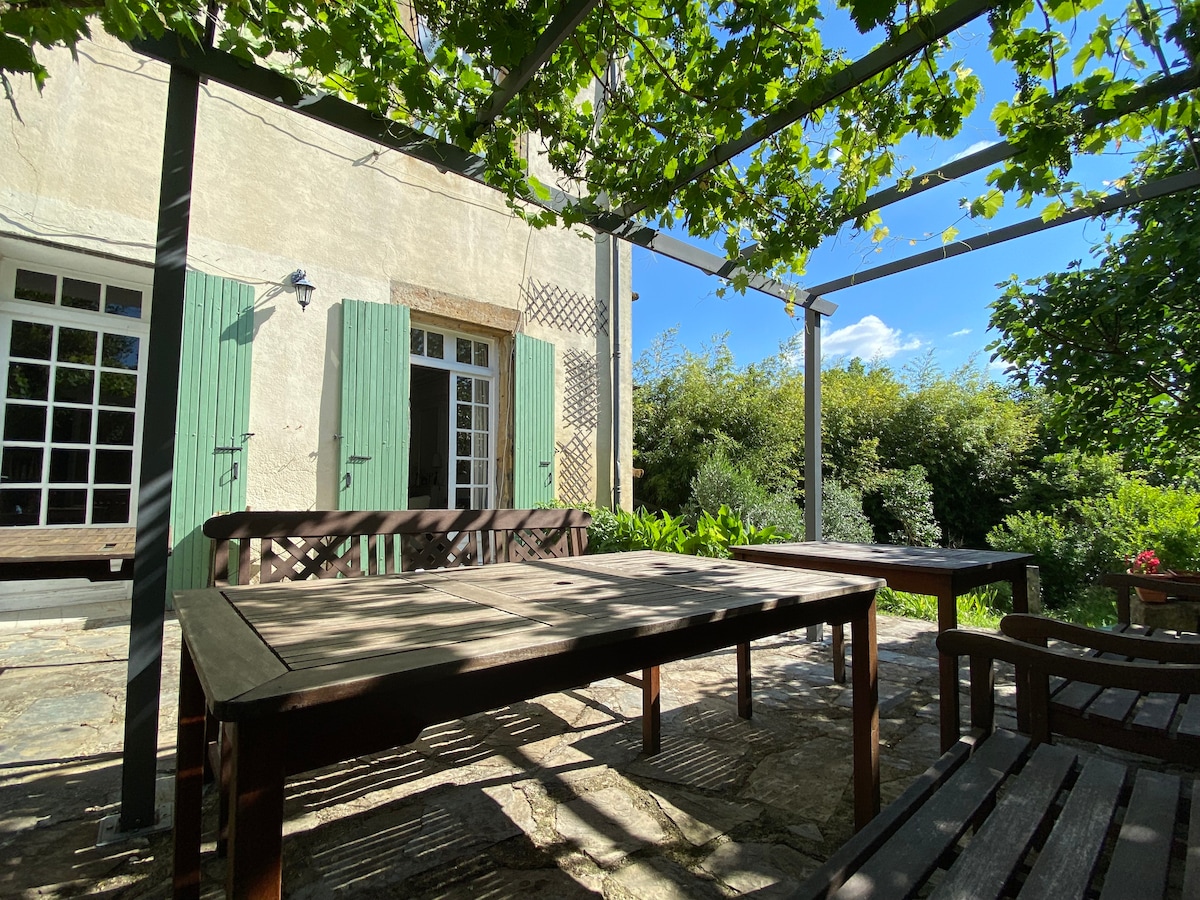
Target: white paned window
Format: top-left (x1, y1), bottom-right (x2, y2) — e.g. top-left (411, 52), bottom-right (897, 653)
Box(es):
top-left (0, 259), bottom-right (150, 526)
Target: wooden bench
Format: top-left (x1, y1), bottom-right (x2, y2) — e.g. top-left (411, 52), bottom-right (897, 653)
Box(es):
top-left (201, 508), bottom-right (665, 753)
top-left (1002, 612), bottom-right (1200, 764)
top-left (796, 620), bottom-right (1200, 899)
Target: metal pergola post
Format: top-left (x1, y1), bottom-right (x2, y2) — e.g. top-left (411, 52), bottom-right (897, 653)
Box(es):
top-left (804, 306), bottom-right (824, 641)
top-left (119, 63), bottom-right (199, 830)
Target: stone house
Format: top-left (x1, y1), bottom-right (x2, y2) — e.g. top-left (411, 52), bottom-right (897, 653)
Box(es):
top-left (0, 33), bottom-right (632, 592)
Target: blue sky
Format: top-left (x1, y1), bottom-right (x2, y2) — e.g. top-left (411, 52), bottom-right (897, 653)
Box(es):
top-left (630, 3), bottom-right (1145, 377)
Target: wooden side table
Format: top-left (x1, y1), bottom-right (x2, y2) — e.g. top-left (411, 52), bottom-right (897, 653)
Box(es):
top-left (731, 541), bottom-right (1034, 752)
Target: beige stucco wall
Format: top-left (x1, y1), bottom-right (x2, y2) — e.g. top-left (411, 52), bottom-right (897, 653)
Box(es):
top-left (0, 33), bottom-right (634, 513)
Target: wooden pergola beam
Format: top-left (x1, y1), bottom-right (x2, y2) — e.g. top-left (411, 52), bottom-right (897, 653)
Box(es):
top-left (738, 62), bottom-right (1200, 259)
top-left (805, 166), bottom-right (1200, 294)
top-left (132, 32), bottom-right (832, 313)
top-left (613, 0), bottom-right (1000, 220)
top-left (470, 0), bottom-right (601, 137)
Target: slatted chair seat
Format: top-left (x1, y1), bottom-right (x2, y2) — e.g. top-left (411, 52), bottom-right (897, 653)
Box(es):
top-left (1001, 614), bottom-right (1200, 764)
top-left (798, 624), bottom-right (1200, 900)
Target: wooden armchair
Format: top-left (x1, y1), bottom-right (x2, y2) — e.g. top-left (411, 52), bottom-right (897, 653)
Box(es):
top-left (1000, 612), bottom-right (1200, 763)
top-left (796, 624), bottom-right (1200, 898)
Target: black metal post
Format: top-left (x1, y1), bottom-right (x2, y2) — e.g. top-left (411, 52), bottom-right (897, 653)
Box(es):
top-left (804, 306), bottom-right (823, 642)
top-left (804, 306), bottom-right (822, 542)
top-left (119, 63), bottom-right (200, 830)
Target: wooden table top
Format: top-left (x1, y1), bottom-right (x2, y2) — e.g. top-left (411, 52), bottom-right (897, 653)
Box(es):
top-left (0, 526), bottom-right (136, 562)
top-left (731, 541), bottom-right (1033, 576)
top-left (175, 551), bottom-right (882, 720)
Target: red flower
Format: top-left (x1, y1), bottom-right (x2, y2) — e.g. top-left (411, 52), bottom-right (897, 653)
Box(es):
top-left (1126, 549), bottom-right (1161, 574)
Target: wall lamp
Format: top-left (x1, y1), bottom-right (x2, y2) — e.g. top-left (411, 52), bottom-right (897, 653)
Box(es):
top-left (291, 269), bottom-right (316, 311)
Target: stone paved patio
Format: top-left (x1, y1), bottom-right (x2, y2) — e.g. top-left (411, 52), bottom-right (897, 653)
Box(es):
top-left (0, 602), bottom-right (1019, 898)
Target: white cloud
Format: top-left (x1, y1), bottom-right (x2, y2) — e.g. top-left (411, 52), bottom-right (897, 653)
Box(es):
top-left (949, 328), bottom-right (972, 338)
top-left (943, 140), bottom-right (993, 166)
top-left (823, 315), bottom-right (922, 360)
top-left (988, 356), bottom-right (1014, 378)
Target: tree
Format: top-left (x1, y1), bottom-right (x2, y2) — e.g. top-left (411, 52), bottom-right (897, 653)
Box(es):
top-left (822, 357), bottom-right (1039, 546)
top-left (632, 332), bottom-right (804, 511)
top-left (2, 0), bottom-right (1197, 283)
top-left (989, 135), bottom-right (1200, 478)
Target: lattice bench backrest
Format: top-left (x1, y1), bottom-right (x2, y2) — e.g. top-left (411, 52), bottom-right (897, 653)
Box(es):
top-left (203, 508), bottom-right (592, 586)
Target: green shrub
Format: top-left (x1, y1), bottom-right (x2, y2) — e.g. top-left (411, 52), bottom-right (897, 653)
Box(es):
top-left (586, 504), bottom-right (784, 557)
top-left (876, 587), bottom-right (1002, 629)
top-left (683, 505), bottom-right (785, 557)
top-left (987, 511), bottom-right (1097, 610)
top-left (988, 476), bottom-right (1200, 610)
top-left (1010, 451), bottom-right (1127, 515)
top-left (820, 478), bottom-right (874, 543)
top-left (866, 465), bottom-right (942, 546)
top-left (686, 450), bottom-right (802, 539)
top-left (584, 504), bottom-right (621, 551)
top-left (686, 449), bottom-right (874, 544)
top-left (1079, 480), bottom-right (1200, 571)
top-left (685, 449), bottom-right (770, 521)
top-left (1054, 586), bottom-right (1120, 629)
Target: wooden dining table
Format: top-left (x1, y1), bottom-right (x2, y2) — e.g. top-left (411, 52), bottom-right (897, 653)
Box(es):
top-left (171, 550), bottom-right (883, 899)
top-left (731, 541), bottom-right (1034, 752)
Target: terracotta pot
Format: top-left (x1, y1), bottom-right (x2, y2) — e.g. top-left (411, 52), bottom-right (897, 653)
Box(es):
top-left (1134, 575), bottom-right (1168, 604)
top-left (1131, 570), bottom-right (1200, 603)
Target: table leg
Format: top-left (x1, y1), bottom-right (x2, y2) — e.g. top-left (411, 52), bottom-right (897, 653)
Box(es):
top-left (1009, 568), bottom-right (1032, 733)
top-left (217, 723), bottom-right (232, 857)
top-left (226, 720), bottom-right (286, 900)
top-left (850, 600), bottom-right (880, 831)
top-left (832, 624), bottom-right (846, 684)
top-left (736, 643), bottom-right (752, 719)
top-left (642, 667), bottom-right (661, 755)
top-left (173, 641), bottom-right (206, 900)
top-left (938, 588), bottom-right (960, 753)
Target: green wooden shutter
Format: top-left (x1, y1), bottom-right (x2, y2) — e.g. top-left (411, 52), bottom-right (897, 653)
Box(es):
top-left (167, 270), bottom-right (255, 594)
top-left (339, 299), bottom-right (410, 510)
top-left (513, 333), bottom-right (555, 507)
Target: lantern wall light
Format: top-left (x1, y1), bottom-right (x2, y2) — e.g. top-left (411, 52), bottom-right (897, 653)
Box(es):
top-left (290, 269), bottom-right (316, 311)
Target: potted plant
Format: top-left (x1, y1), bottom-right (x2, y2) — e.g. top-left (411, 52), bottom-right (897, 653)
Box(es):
top-left (1126, 549), bottom-right (1168, 603)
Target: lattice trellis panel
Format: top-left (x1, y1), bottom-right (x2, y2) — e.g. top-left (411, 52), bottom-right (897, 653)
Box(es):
top-left (556, 432), bottom-right (593, 506)
top-left (522, 279), bottom-right (608, 336)
top-left (563, 349), bottom-right (600, 430)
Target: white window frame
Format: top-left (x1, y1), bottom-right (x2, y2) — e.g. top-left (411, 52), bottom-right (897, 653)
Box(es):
top-left (0, 255), bottom-right (151, 527)
top-left (409, 324), bottom-right (496, 509)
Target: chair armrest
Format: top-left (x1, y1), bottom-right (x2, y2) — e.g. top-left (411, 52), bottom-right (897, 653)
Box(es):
top-left (1000, 613), bottom-right (1200, 663)
top-left (1102, 571), bottom-right (1200, 600)
top-left (938, 628), bottom-right (1200, 741)
top-left (938, 629), bottom-right (1200, 694)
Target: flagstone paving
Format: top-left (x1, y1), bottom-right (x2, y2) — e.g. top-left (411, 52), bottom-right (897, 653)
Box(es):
top-left (0, 602), bottom-right (1017, 898)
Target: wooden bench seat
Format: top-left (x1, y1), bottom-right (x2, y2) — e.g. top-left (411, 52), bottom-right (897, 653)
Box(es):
top-left (799, 728), bottom-right (1200, 899)
top-left (797, 622), bottom-right (1200, 899)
